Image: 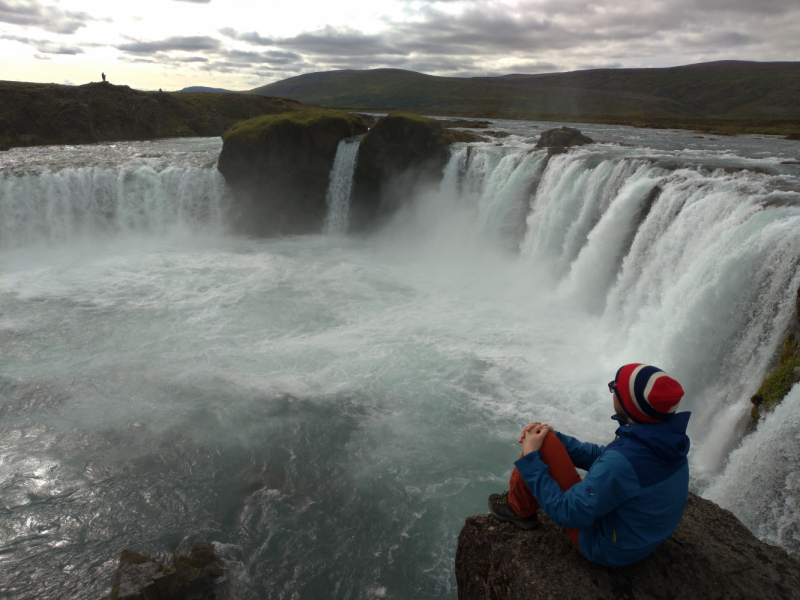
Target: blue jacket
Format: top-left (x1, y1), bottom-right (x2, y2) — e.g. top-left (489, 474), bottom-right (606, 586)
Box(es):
top-left (514, 412), bottom-right (690, 567)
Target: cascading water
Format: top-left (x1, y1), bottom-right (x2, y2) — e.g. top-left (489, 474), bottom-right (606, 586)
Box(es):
top-left (1, 129), bottom-right (799, 600)
top-left (428, 140), bottom-right (800, 556)
top-left (0, 166), bottom-right (229, 249)
top-left (325, 137), bottom-right (361, 235)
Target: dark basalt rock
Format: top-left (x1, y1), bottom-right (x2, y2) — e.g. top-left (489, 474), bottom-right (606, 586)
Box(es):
top-left (456, 493), bottom-right (800, 600)
top-left (349, 114), bottom-right (461, 232)
top-left (217, 109), bottom-right (368, 236)
top-left (535, 126), bottom-right (594, 153)
top-left (110, 543), bottom-right (224, 600)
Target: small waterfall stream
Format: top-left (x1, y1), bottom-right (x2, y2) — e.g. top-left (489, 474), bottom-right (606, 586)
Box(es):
top-left (325, 137), bottom-right (361, 235)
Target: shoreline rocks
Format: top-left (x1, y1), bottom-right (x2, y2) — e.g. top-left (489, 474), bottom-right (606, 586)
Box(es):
top-left (456, 492), bottom-right (800, 600)
top-left (217, 109), bottom-right (367, 236)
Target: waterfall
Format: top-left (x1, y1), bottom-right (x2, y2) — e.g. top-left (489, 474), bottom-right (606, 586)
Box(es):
top-left (0, 165), bottom-right (230, 249)
top-left (325, 138), bottom-right (361, 235)
top-left (433, 145), bottom-right (800, 518)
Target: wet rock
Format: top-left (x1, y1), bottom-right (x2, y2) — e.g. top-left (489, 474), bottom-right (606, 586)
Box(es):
top-left (456, 493), bottom-right (800, 600)
top-left (217, 109), bottom-right (367, 236)
top-left (750, 285), bottom-right (800, 424)
top-left (535, 126), bottom-right (594, 153)
top-left (110, 543), bottom-right (224, 600)
top-left (349, 114), bottom-right (455, 232)
top-left (484, 131), bottom-right (511, 138)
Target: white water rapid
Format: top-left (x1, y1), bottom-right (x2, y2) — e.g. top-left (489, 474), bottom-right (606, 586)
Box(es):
top-left (0, 128), bottom-right (798, 600)
top-left (325, 137), bottom-right (361, 234)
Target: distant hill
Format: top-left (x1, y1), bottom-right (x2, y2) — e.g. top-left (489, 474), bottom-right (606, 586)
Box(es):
top-left (0, 81), bottom-right (302, 150)
top-left (251, 61), bottom-right (800, 121)
top-left (178, 86), bottom-right (242, 94)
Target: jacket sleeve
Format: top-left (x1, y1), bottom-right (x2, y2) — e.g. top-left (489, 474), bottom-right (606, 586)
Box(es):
top-left (514, 449), bottom-right (640, 530)
top-left (554, 431), bottom-right (605, 470)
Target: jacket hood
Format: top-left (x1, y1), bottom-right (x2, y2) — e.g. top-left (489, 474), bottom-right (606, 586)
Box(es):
top-left (612, 412), bottom-right (691, 462)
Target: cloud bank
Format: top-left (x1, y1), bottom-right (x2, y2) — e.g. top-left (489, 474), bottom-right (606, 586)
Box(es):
top-left (2, 0), bottom-right (798, 88)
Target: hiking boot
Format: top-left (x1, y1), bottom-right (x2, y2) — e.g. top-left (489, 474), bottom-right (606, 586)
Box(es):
top-left (488, 491), bottom-right (540, 530)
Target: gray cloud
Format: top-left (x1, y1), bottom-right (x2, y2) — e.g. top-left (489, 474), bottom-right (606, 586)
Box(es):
top-left (115, 0), bottom-right (800, 85)
top-left (117, 36), bottom-right (221, 54)
top-left (1, 33), bottom-right (84, 54)
top-left (0, 0), bottom-right (96, 34)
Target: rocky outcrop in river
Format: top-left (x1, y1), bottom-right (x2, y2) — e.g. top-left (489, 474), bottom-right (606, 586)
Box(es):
top-left (110, 543), bottom-right (224, 600)
top-left (0, 81), bottom-right (302, 151)
top-left (456, 493), bottom-right (800, 600)
top-left (349, 114), bottom-right (484, 232)
top-left (535, 126), bottom-right (594, 155)
top-left (217, 109), bottom-right (368, 235)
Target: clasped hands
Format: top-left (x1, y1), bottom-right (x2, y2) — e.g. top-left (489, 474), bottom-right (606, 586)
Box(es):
top-left (519, 421), bottom-right (554, 455)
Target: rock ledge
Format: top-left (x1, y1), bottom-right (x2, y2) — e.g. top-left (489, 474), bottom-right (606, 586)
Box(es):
top-left (456, 493), bottom-right (800, 600)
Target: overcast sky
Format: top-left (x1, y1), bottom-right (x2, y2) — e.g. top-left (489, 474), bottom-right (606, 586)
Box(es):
top-left (1, 0), bottom-right (799, 90)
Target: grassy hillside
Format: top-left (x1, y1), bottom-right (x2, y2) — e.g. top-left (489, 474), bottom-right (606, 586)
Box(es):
top-left (0, 81), bottom-right (302, 150)
top-left (251, 61), bottom-right (800, 136)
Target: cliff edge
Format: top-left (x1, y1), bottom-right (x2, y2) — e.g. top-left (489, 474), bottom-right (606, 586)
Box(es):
top-left (456, 492), bottom-right (800, 600)
top-left (0, 81), bottom-right (302, 151)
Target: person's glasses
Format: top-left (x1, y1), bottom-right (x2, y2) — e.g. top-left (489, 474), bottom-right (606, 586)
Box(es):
top-left (608, 381), bottom-right (617, 393)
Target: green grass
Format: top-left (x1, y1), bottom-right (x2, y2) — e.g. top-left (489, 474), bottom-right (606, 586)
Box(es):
top-left (751, 333), bottom-right (800, 421)
top-left (0, 81), bottom-right (304, 150)
top-left (221, 108), bottom-right (365, 147)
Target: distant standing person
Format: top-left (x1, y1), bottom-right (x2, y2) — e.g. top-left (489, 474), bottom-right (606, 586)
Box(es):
top-left (488, 363), bottom-right (690, 567)
top-left (102, 73), bottom-right (106, 82)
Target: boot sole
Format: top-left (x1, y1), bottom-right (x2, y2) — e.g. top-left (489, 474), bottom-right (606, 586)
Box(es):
top-left (487, 497), bottom-right (540, 530)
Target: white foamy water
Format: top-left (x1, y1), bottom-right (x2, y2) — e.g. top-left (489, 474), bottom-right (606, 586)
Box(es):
top-left (0, 129), bottom-right (799, 599)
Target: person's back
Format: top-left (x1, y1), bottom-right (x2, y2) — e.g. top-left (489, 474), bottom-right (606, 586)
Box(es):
top-left (489, 363), bottom-right (690, 567)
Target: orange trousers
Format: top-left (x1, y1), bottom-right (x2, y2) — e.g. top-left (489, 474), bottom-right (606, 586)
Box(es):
top-left (508, 431), bottom-right (582, 549)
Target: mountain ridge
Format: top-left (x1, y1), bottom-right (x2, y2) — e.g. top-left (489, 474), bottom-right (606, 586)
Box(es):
top-left (250, 61), bottom-right (800, 122)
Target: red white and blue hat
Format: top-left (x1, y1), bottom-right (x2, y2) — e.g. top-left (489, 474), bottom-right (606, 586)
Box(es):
top-left (614, 364), bottom-right (684, 423)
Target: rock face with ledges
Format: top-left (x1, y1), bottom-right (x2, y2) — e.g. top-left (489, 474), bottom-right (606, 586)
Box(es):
top-left (455, 493), bottom-right (800, 600)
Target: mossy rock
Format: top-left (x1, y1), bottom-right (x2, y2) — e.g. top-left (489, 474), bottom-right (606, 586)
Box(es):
top-left (751, 332), bottom-right (800, 421)
top-left (217, 109), bottom-right (368, 236)
top-left (221, 108), bottom-right (366, 148)
top-left (349, 113), bottom-right (458, 232)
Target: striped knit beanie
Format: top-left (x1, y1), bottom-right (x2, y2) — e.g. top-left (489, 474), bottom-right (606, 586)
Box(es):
top-left (614, 364), bottom-right (684, 423)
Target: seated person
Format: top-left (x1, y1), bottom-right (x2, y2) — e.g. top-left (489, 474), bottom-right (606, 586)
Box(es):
top-left (488, 363), bottom-right (690, 567)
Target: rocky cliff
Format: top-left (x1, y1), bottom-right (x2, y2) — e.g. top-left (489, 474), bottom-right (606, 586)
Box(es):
top-left (217, 109), bottom-right (368, 235)
top-left (0, 81), bottom-right (302, 151)
top-left (349, 113), bottom-right (484, 232)
top-left (456, 493), bottom-right (800, 600)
